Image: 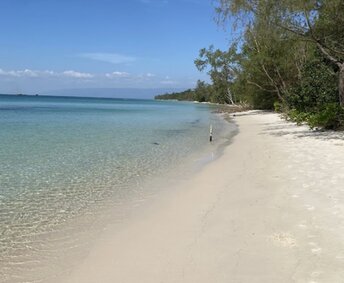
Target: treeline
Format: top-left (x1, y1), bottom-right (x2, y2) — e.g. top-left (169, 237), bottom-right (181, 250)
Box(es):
top-left (155, 81), bottom-right (224, 103)
top-left (157, 0), bottom-right (344, 130)
top-left (155, 89), bottom-right (195, 101)
top-left (218, 0), bottom-right (344, 129)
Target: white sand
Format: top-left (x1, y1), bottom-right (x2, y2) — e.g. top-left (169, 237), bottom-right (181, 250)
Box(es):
top-left (63, 111), bottom-right (344, 283)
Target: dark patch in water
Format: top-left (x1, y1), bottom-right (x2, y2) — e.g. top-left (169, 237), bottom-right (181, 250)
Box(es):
top-left (189, 118), bottom-right (200, 124)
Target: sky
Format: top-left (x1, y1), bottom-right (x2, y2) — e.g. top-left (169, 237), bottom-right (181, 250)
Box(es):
top-left (0, 0), bottom-right (231, 97)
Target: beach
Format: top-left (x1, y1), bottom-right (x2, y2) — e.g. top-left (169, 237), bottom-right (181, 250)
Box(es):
top-left (61, 111), bottom-right (344, 283)
top-left (0, 96), bottom-right (233, 282)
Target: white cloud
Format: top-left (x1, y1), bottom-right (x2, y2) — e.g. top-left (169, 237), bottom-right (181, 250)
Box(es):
top-left (105, 72), bottom-right (157, 80)
top-left (0, 68), bottom-right (55, 78)
top-left (43, 70), bottom-right (56, 76)
top-left (79, 53), bottom-right (136, 64)
top-left (63, 70), bottom-right (94, 78)
top-left (137, 72), bottom-right (156, 79)
top-left (0, 68), bottom-right (174, 85)
top-left (17, 69), bottom-right (38, 77)
top-left (0, 68), bottom-right (94, 79)
top-left (105, 71), bottom-right (130, 78)
top-left (0, 68), bottom-right (18, 77)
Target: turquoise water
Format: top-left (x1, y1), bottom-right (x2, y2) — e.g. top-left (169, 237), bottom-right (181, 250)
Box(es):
top-left (0, 94), bottom-right (233, 282)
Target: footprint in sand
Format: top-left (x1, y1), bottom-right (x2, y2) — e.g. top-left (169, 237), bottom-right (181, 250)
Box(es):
top-left (311, 247), bottom-right (322, 255)
top-left (305, 205), bottom-right (315, 211)
top-left (269, 232), bottom-right (296, 248)
top-left (311, 271), bottom-right (323, 278)
top-left (308, 242), bottom-right (322, 255)
top-left (298, 223), bottom-right (307, 229)
top-left (307, 271), bottom-right (323, 283)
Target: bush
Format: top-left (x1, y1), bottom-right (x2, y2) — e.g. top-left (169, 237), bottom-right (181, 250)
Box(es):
top-left (286, 58), bottom-right (338, 113)
top-left (286, 104), bottom-right (344, 129)
top-left (287, 109), bottom-right (310, 125)
top-left (273, 101), bottom-right (284, 113)
top-left (306, 103), bottom-right (344, 130)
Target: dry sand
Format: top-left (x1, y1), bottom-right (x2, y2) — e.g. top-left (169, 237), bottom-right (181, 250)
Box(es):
top-left (63, 111), bottom-right (344, 283)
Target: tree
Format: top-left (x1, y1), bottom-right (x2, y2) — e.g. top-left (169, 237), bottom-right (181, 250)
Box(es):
top-left (194, 44), bottom-right (238, 104)
top-left (194, 80), bottom-right (212, 102)
top-left (216, 0), bottom-right (344, 106)
top-left (240, 18), bottom-right (305, 106)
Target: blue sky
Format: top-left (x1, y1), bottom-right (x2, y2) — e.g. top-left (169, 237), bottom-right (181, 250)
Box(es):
top-left (0, 0), bottom-right (231, 96)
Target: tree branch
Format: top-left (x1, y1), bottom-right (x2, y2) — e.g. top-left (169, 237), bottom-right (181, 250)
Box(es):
top-left (276, 20), bottom-right (344, 66)
top-left (247, 80), bottom-right (277, 93)
top-left (316, 42), bottom-right (341, 67)
top-left (303, 8), bottom-right (317, 41)
top-left (260, 63), bottom-right (285, 102)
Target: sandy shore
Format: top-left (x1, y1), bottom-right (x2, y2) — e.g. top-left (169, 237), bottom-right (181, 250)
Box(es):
top-left (62, 111), bottom-right (344, 283)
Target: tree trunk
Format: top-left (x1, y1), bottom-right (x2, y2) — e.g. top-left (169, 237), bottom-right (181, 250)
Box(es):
top-left (339, 63), bottom-right (344, 107)
top-left (227, 87), bottom-right (235, 104)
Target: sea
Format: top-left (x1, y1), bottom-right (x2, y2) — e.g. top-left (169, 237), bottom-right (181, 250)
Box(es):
top-left (0, 94), bottom-right (235, 282)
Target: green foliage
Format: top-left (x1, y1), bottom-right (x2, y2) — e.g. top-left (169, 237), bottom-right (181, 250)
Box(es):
top-left (287, 56), bottom-right (338, 113)
top-left (154, 81), bottom-right (215, 103)
top-left (286, 109), bottom-right (310, 126)
top-left (155, 89), bottom-right (195, 101)
top-left (158, 0), bottom-right (344, 130)
top-left (249, 90), bottom-right (275, 110)
top-left (195, 44), bottom-right (238, 104)
top-left (307, 104), bottom-right (344, 130)
top-left (273, 101), bottom-right (283, 113)
top-left (286, 104), bottom-right (344, 130)
top-left (213, 0), bottom-right (344, 130)
top-left (155, 79), bottom-right (234, 104)
top-left (282, 51), bottom-right (344, 129)
top-left (193, 80), bottom-right (212, 102)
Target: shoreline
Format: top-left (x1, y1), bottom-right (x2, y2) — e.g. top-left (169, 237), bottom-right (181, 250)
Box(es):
top-left (61, 111), bottom-right (344, 282)
top-left (1, 99), bottom-right (235, 283)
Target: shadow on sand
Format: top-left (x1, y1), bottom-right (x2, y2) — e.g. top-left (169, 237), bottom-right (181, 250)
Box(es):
top-left (244, 111), bottom-right (344, 143)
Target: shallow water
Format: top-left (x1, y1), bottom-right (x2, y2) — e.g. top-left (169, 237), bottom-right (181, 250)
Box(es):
top-left (0, 95), bottom-right (234, 282)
